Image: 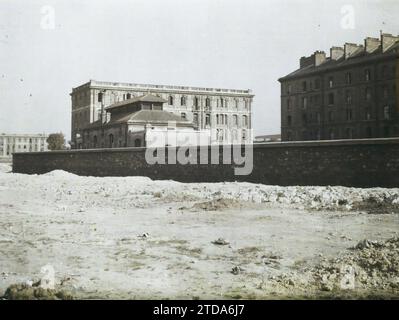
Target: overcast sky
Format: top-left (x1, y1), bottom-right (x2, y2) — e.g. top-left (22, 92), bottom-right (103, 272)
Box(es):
top-left (1, 0), bottom-right (398, 140)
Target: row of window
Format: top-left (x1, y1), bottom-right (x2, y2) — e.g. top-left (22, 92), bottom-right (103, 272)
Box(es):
top-left (286, 125), bottom-right (394, 141)
top-left (286, 105), bottom-right (392, 126)
top-left (286, 65), bottom-right (395, 94)
top-left (287, 85), bottom-right (394, 110)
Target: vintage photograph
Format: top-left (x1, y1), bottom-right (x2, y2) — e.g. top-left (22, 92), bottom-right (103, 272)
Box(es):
top-left (0, 0), bottom-right (399, 302)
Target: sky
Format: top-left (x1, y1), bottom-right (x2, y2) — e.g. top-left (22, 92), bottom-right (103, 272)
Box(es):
top-left (1, 0), bottom-right (399, 140)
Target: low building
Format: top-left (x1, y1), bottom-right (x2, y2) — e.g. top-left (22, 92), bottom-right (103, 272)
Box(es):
top-left (79, 93), bottom-right (210, 148)
top-left (0, 133), bottom-right (48, 160)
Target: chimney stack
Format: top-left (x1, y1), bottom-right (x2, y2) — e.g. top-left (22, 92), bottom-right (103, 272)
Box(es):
top-left (364, 37), bottom-right (380, 53)
top-left (381, 33), bottom-right (399, 52)
top-left (330, 46), bottom-right (344, 60)
top-left (299, 51), bottom-right (326, 68)
top-left (344, 43), bottom-right (363, 59)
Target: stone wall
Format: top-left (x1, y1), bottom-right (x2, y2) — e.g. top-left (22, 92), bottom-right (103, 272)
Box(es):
top-left (12, 138), bottom-right (399, 188)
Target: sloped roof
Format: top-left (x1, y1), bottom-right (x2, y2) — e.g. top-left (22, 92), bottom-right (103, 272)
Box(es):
top-left (105, 94), bottom-right (167, 110)
top-left (82, 110), bottom-right (193, 130)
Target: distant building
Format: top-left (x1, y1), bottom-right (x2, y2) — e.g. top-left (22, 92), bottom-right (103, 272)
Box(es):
top-left (0, 133), bottom-right (48, 160)
top-left (279, 32), bottom-right (399, 141)
top-left (79, 94), bottom-right (209, 148)
top-left (70, 80), bottom-right (254, 148)
top-left (254, 134), bottom-right (281, 143)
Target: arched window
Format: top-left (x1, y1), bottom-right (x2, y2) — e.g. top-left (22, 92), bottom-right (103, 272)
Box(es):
top-left (109, 134), bottom-right (114, 148)
top-left (220, 98), bottom-right (224, 107)
top-left (168, 96), bottom-right (174, 105)
top-left (134, 138), bottom-right (141, 147)
top-left (205, 97), bottom-right (210, 107)
top-left (194, 97), bottom-right (199, 109)
top-left (180, 96), bottom-right (186, 106)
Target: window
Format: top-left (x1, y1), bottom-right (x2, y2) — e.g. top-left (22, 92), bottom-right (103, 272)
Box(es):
top-left (126, 93), bottom-right (131, 99)
top-left (235, 99), bottom-right (239, 108)
top-left (329, 129), bottom-right (335, 140)
top-left (134, 139), bottom-right (141, 147)
top-left (383, 86), bottom-right (388, 98)
top-left (243, 115), bottom-right (248, 127)
top-left (302, 81), bottom-right (307, 92)
top-left (328, 77), bottom-right (334, 88)
top-left (328, 93), bottom-right (334, 105)
top-left (328, 111), bottom-right (334, 122)
top-left (287, 84), bottom-right (292, 94)
top-left (194, 97), bottom-right (199, 109)
top-left (345, 72), bottom-right (352, 84)
top-left (365, 109), bottom-right (371, 120)
top-left (346, 128), bottom-right (354, 139)
top-left (365, 87), bottom-right (372, 101)
top-left (205, 97), bottom-right (210, 107)
top-left (216, 114), bottom-right (220, 125)
top-left (384, 105), bottom-right (390, 120)
top-left (233, 114), bottom-right (238, 126)
top-left (316, 112), bottom-right (321, 124)
top-left (287, 98), bottom-right (291, 110)
top-left (287, 115), bottom-right (292, 126)
top-left (205, 114), bottom-right (210, 126)
top-left (381, 65), bottom-right (388, 78)
top-left (314, 78), bottom-right (321, 90)
top-left (181, 112), bottom-right (186, 119)
top-left (168, 96), bottom-right (174, 105)
top-left (366, 127), bottom-right (372, 138)
top-left (365, 69), bottom-right (371, 81)
top-left (180, 96), bottom-right (186, 106)
top-left (345, 90), bottom-right (352, 104)
top-left (109, 134), bottom-right (114, 148)
top-left (98, 92), bottom-right (103, 102)
top-left (302, 97), bottom-right (307, 109)
top-left (220, 98), bottom-right (224, 108)
top-left (193, 113), bottom-right (199, 124)
top-left (302, 113), bottom-right (307, 124)
top-left (346, 109), bottom-right (353, 121)
top-left (93, 136), bottom-right (97, 148)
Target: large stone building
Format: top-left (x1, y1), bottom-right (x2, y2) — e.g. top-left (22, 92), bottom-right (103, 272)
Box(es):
top-left (279, 33), bottom-right (399, 141)
top-left (0, 133), bottom-right (48, 160)
top-left (70, 80), bottom-right (254, 148)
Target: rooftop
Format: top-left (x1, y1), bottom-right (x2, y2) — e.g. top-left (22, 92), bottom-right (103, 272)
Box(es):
top-left (105, 94), bottom-right (167, 111)
top-left (72, 80), bottom-right (253, 96)
top-left (279, 33), bottom-right (399, 81)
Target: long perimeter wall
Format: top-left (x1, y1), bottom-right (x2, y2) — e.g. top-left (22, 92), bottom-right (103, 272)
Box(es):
top-left (12, 138), bottom-right (399, 188)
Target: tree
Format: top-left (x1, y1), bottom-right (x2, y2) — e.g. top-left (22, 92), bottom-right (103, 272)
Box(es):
top-left (47, 132), bottom-right (66, 151)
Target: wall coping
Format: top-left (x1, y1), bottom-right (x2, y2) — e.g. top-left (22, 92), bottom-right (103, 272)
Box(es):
top-left (12, 138), bottom-right (399, 156)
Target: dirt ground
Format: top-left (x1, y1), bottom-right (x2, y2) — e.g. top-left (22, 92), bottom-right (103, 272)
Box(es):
top-left (0, 163), bottom-right (398, 299)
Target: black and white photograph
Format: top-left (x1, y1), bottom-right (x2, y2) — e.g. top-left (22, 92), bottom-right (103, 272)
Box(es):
top-left (0, 0), bottom-right (399, 307)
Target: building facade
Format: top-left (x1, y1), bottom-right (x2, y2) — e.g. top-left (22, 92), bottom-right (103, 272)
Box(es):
top-left (70, 80), bottom-right (254, 148)
top-left (279, 33), bottom-right (399, 141)
top-left (0, 133), bottom-right (48, 160)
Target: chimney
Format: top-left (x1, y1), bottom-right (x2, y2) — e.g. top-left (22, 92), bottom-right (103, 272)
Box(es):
top-left (314, 51), bottom-right (326, 66)
top-left (364, 37), bottom-right (380, 53)
top-left (344, 43), bottom-right (363, 59)
top-left (381, 33), bottom-right (399, 52)
top-left (330, 46), bottom-right (344, 60)
top-left (300, 51), bottom-right (326, 68)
